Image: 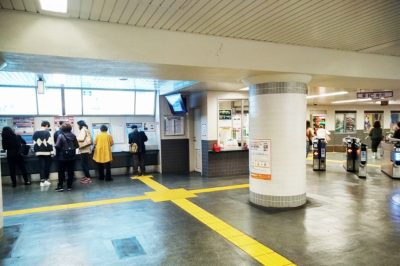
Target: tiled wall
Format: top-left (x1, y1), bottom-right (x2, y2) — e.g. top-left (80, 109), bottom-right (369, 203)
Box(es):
top-left (161, 139), bottom-right (189, 174)
top-left (202, 140), bottom-right (249, 177)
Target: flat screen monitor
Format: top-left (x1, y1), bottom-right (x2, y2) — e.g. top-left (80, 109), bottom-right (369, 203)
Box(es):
top-left (165, 93), bottom-right (187, 115)
top-left (21, 135), bottom-right (33, 144)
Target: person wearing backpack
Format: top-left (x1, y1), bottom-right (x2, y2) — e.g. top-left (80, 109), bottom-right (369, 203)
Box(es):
top-left (128, 125), bottom-right (148, 176)
top-left (55, 123), bottom-right (79, 192)
top-left (1, 126), bottom-right (30, 187)
top-left (369, 120), bottom-right (384, 159)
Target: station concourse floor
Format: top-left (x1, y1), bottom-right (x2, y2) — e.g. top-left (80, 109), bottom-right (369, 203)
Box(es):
top-left (1, 152), bottom-right (400, 266)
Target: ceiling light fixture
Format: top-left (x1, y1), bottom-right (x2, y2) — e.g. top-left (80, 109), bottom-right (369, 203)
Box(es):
top-left (239, 87), bottom-right (249, 91)
top-left (306, 91), bottom-right (348, 99)
top-left (331, 98), bottom-right (372, 104)
top-left (39, 0), bottom-right (68, 13)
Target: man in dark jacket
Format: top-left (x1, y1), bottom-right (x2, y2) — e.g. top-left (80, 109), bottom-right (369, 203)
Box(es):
top-left (32, 121), bottom-right (54, 187)
top-left (128, 125), bottom-right (148, 176)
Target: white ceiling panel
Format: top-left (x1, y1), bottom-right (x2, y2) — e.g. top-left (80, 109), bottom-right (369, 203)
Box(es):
top-left (0, 0), bottom-right (399, 56)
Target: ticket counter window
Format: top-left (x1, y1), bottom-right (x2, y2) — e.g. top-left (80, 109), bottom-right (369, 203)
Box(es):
top-left (218, 99), bottom-right (249, 150)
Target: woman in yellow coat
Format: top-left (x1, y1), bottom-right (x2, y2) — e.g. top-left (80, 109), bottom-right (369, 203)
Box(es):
top-left (93, 125), bottom-right (114, 181)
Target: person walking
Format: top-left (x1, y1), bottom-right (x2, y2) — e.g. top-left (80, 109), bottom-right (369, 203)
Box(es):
top-left (128, 125), bottom-right (148, 176)
top-left (306, 121), bottom-right (314, 158)
top-left (93, 125), bottom-right (114, 181)
top-left (1, 127), bottom-right (30, 187)
top-left (369, 120), bottom-right (383, 159)
top-left (54, 123), bottom-right (79, 192)
top-left (32, 121), bottom-right (54, 187)
top-left (393, 122), bottom-right (400, 139)
top-left (77, 120), bottom-right (92, 184)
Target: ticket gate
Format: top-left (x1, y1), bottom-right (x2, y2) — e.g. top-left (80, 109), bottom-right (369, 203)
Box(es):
top-left (381, 139), bottom-right (400, 179)
top-left (313, 138), bottom-right (326, 171)
top-left (343, 137), bottom-right (367, 178)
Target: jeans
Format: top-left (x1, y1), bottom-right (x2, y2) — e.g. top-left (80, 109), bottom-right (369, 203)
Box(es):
top-left (38, 155), bottom-right (52, 181)
top-left (7, 155), bottom-right (29, 185)
top-left (80, 153), bottom-right (91, 177)
top-left (58, 160), bottom-right (75, 189)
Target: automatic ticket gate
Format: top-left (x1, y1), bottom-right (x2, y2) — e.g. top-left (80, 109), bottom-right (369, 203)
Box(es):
top-left (313, 138), bottom-right (326, 171)
top-left (381, 139), bottom-right (400, 179)
top-left (342, 137), bottom-right (367, 178)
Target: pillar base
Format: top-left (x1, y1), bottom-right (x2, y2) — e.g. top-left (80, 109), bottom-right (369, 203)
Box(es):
top-left (249, 191), bottom-right (306, 208)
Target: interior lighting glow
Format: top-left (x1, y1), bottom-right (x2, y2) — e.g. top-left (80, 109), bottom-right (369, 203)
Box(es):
top-left (306, 91), bottom-right (348, 99)
top-left (239, 87), bottom-right (249, 91)
top-left (40, 0), bottom-right (68, 13)
top-left (331, 98), bottom-right (372, 104)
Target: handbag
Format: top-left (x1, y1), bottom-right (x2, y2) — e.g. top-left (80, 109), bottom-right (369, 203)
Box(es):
top-left (130, 143), bottom-right (138, 153)
top-left (79, 130), bottom-right (92, 148)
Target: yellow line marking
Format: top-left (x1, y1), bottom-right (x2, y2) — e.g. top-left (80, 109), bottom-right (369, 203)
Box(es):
top-left (131, 175), bottom-right (169, 191)
top-left (145, 188), bottom-right (197, 202)
top-left (172, 198), bottom-right (294, 266)
top-left (190, 184), bottom-right (249, 194)
top-left (3, 195), bottom-right (149, 217)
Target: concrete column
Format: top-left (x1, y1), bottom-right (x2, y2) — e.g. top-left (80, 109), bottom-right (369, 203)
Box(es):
top-left (243, 74), bottom-right (311, 208)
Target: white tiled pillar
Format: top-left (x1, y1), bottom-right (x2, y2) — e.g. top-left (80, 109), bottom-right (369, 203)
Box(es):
top-left (243, 74), bottom-right (311, 207)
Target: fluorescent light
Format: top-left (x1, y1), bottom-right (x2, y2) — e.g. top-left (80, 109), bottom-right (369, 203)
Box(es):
top-left (40, 0), bottom-right (68, 13)
top-left (239, 87), bottom-right (249, 91)
top-left (331, 98), bottom-right (372, 104)
top-left (306, 91), bottom-right (348, 99)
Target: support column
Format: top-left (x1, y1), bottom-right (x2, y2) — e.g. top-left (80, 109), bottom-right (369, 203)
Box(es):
top-left (0, 161), bottom-right (3, 238)
top-left (243, 74), bottom-right (311, 208)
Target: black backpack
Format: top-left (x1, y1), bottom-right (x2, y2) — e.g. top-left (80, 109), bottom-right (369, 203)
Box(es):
top-left (61, 134), bottom-right (76, 160)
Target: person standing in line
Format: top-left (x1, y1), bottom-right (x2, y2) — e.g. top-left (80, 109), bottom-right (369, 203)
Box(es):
top-left (393, 122), bottom-right (400, 139)
top-left (128, 125), bottom-right (148, 176)
top-left (32, 121), bottom-right (54, 187)
top-left (93, 125), bottom-right (114, 181)
top-left (306, 120), bottom-right (314, 158)
top-left (1, 127), bottom-right (30, 187)
top-left (54, 121), bottom-right (64, 183)
top-left (55, 123), bottom-right (79, 192)
top-left (77, 120), bottom-right (92, 184)
top-left (369, 120), bottom-right (383, 159)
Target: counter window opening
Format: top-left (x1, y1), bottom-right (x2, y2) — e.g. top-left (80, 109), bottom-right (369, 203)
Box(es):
top-left (218, 99), bottom-right (249, 150)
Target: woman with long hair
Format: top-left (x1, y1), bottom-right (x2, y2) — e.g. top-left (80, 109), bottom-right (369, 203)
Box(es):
top-left (1, 126), bottom-right (30, 187)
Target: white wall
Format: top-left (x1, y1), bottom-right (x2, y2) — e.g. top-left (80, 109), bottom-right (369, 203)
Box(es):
top-left (307, 104), bottom-right (400, 131)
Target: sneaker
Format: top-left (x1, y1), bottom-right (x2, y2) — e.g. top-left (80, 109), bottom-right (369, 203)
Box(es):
top-left (44, 180), bottom-right (51, 186)
top-left (40, 181), bottom-right (46, 187)
top-left (67, 188), bottom-right (72, 191)
top-left (24, 181), bottom-right (31, 185)
top-left (55, 187), bottom-right (64, 192)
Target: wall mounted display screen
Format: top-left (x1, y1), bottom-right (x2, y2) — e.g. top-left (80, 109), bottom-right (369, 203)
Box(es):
top-left (135, 91), bottom-right (155, 115)
top-left (37, 88), bottom-right (62, 115)
top-left (64, 89), bottom-right (82, 115)
top-left (83, 90), bottom-right (135, 115)
top-left (165, 93), bottom-right (187, 115)
top-left (0, 87), bottom-right (37, 115)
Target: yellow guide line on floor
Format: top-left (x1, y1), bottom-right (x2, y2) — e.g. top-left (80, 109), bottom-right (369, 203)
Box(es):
top-left (190, 184), bottom-right (249, 194)
top-left (171, 198), bottom-right (295, 266)
top-left (134, 176), bottom-right (295, 266)
top-left (3, 195), bottom-right (149, 217)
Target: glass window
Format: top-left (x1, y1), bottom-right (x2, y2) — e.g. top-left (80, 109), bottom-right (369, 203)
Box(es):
top-left (0, 87), bottom-right (37, 115)
top-left (218, 99), bottom-right (249, 150)
top-left (364, 111), bottom-right (383, 133)
top-left (65, 89), bottom-right (82, 115)
top-left (335, 112), bottom-right (356, 133)
top-left (37, 88), bottom-right (62, 115)
top-left (82, 90), bottom-right (135, 115)
top-left (135, 91), bottom-right (155, 115)
top-left (390, 111), bottom-right (400, 131)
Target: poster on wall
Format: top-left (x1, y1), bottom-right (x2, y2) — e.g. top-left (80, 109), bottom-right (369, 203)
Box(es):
top-left (92, 123), bottom-right (110, 139)
top-left (249, 139), bottom-right (271, 180)
top-left (345, 113), bottom-right (356, 132)
top-left (219, 110), bottom-right (232, 120)
top-left (143, 122), bottom-right (155, 132)
top-left (54, 116), bottom-right (75, 130)
top-left (13, 117), bottom-right (35, 135)
top-left (335, 113), bottom-right (345, 133)
top-left (312, 114), bottom-right (326, 135)
top-left (164, 116), bottom-right (184, 136)
top-left (390, 112), bottom-right (400, 131)
top-left (364, 112), bottom-right (383, 133)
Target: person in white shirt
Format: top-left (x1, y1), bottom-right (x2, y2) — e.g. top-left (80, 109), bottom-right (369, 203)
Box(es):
top-left (316, 126), bottom-right (331, 142)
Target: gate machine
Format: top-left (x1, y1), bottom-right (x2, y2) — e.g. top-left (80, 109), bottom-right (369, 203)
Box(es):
top-left (313, 137), bottom-right (326, 171)
top-left (342, 136), bottom-right (367, 178)
top-left (381, 138), bottom-right (400, 179)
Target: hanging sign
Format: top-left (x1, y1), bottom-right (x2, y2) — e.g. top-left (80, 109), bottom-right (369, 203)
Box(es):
top-left (249, 139), bottom-right (271, 180)
top-left (357, 91), bottom-right (393, 99)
